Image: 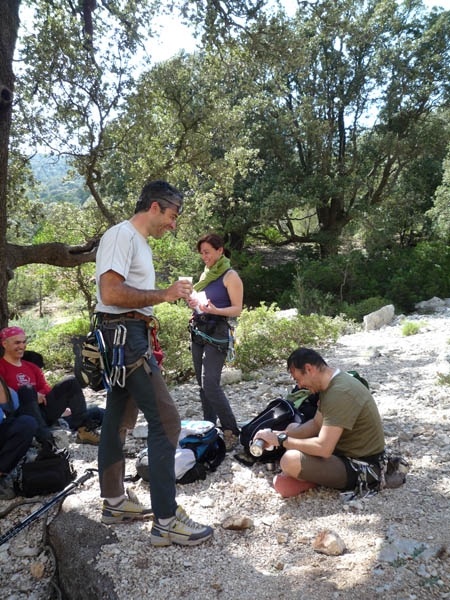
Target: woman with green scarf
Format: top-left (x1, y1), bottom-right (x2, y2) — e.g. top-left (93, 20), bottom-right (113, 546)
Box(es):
top-left (188, 233), bottom-right (244, 451)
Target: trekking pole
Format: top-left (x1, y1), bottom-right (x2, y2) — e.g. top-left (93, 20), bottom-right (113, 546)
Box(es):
top-left (0, 468), bottom-right (97, 547)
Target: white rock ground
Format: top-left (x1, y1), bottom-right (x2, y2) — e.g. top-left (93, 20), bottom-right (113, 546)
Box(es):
top-left (1, 310), bottom-right (450, 600)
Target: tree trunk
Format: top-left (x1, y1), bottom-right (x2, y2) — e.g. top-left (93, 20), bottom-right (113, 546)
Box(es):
top-left (316, 196), bottom-right (350, 256)
top-left (0, 0), bottom-right (20, 329)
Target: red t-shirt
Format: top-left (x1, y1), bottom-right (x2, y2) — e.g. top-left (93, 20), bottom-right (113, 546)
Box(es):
top-left (0, 357), bottom-right (52, 396)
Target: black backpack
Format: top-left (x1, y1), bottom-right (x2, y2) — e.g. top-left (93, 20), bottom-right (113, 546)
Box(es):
top-left (239, 391), bottom-right (319, 460)
top-left (18, 447), bottom-right (76, 497)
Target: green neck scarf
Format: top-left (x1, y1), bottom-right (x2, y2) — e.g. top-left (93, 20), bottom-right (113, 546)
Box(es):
top-left (193, 255), bottom-right (231, 292)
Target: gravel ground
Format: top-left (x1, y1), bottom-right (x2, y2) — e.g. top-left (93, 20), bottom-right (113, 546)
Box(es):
top-left (1, 309), bottom-right (450, 599)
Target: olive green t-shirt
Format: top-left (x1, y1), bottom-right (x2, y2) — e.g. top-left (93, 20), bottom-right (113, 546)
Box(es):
top-left (319, 371), bottom-right (385, 458)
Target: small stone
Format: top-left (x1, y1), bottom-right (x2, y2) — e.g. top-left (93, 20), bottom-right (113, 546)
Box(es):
top-left (312, 530), bottom-right (346, 556)
top-left (221, 515), bottom-right (254, 530)
top-left (30, 562), bottom-right (45, 579)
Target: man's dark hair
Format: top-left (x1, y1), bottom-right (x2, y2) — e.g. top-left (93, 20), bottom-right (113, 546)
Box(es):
top-left (134, 180), bottom-right (184, 215)
top-left (287, 348), bottom-right (328, 372)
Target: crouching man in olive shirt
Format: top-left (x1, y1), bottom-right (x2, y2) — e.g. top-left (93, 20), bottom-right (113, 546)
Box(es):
top-left (255, 347), bottom-right (385, 493)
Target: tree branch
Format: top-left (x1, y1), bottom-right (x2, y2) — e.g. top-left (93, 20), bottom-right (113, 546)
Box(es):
top-left (6, 239), bottom-right (99, 270)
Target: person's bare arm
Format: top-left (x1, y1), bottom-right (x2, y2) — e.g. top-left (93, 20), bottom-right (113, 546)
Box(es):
top-left (99, 270), bottom-right (192, 308)
top-left (255, 411), bottom-right (343, 458)
top-left (281, 425), bottom-right (343, 458)
top-left (285, 411), bottom-right (323, 438)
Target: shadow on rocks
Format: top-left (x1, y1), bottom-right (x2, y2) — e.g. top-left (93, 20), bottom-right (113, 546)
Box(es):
top-left (48, 495), bottom-right (119, 600)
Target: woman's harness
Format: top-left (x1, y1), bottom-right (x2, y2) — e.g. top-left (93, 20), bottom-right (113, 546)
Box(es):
top-left (189, 315), bottom-right (236, 363)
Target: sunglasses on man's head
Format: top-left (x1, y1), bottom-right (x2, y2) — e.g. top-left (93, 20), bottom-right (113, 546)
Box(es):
top-left (159, 198), bottom-right (183, 215)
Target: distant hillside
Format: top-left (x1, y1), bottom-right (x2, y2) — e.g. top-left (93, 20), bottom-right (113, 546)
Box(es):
top-left (30, 154), bottom-right (90, 205)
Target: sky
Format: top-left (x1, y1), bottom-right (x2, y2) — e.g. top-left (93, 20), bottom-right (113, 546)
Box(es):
top-left (150, 0), bottom-right (450, 63)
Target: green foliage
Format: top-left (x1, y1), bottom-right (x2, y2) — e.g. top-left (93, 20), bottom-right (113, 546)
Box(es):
top-left (401, 321), bottom-right (426, 337)
top-left (7, 268), bottom-right (42, 316)
top-left (287, 241), bottom-right (450, 316)
top-left (29, 319), bottom-right (90, 371)
top-left (11, 317), bottom-right (90, 378)
top-left (8, 314), bottom-right (53, 344)
top-left (12, 301), bottom-right (352, 385)
top-left (234, 252), bottom-right (297, 308)
top-left (341, 297), bottom-right (392, 323)
top-left (234, 303), bottom-right (347, 373)
top-left (154, 302), bottom-right (194, 383)
top-left (151, 236), bottom-right (201, 285)
top-left (437, 373), bottom-right (450, 386)
top-left (384, 243), bottom-right (450, 312)
top-left (428, 147), bottom-right (450, 240)
top-left (287, 273), bottom-right (339, 316)
top-left (30, 155), bottom-right (89, 205)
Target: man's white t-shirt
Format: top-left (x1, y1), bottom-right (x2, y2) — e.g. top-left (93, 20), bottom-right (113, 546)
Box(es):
top-left (95, 220), bottom-right (155, 316)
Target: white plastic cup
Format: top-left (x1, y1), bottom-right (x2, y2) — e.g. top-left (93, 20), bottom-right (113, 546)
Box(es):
top-left (178, 276), bottom-right (193, 283)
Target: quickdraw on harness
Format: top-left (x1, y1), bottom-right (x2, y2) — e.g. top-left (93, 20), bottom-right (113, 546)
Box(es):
top-left (110, 324), bottom-right (127, 387)
top-left (97, 312), bottom-right (164, 385)
top-left (341, 455), bottom-right (384, 502)
top-left (352, 458), bottom-right (381, 498)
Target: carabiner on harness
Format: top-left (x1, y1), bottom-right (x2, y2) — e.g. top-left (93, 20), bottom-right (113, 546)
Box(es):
top-left (111, 324), bottom-right (127, 387)
top-left (94, 329), bottom-right (112, 391)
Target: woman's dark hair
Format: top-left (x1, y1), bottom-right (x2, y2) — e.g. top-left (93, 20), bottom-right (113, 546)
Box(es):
top-left (196, 233), bottom-right (231, 258)
top-left (287, 348), bottom-right (328, 372)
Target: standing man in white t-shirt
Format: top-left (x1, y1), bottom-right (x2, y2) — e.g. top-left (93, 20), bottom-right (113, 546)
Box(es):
top-left (95, 180), bottom-right (213, 546)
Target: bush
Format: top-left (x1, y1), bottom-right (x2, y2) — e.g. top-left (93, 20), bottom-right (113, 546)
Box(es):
top-left (234, 303), bottom-right (347, 373)
top-left (23, 317), bottom-right (90, 384)
top-left (11, 302), bottom-right (351, 384)
top-left (154, 302), bottom-right (194, 383)
top-left (281, 241), bottom-right (450, 316)
top-left (236, 254), bottom-right (297, 309)
top-left (340, 297), bottom-right (393, 322)
top-left (8, 314), bottom-right (53, 343)
top-left (401, 320), bottom-right (426, 336)
top-left (288, 274), bottom-right (338, 316)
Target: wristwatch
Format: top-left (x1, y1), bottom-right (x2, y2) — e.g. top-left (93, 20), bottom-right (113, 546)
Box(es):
top-left (277, 433), bottom-right (288, 448)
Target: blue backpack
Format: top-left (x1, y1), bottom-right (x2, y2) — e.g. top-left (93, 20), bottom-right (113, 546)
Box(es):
top-left (178, 421), bottom-right (226, 483)
top-left (135, 421), bottom-right (226, 485)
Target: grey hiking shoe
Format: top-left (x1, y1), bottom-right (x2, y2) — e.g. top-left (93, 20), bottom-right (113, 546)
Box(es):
top-left (150, 506), bottom-right (213, 547)
top-left (101, 490), bottom-right (153, 524)
top-left (223, 430), bottom-right (239, 452)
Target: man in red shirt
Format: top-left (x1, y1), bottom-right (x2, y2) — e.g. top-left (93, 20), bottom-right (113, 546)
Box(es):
top-left (0, 326), bottom-right (99, 446)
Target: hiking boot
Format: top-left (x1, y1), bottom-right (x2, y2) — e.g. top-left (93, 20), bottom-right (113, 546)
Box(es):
top-left (223, 430), bottom-right (239, 452)
top-left (76, 425), bottom-right (100, 445)
top-left (151, 506), bottom-right (213, 547)
top-left (102, 490), bottom-right (153, 524)
top-left (0, 474), bottom-right (16, 501)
